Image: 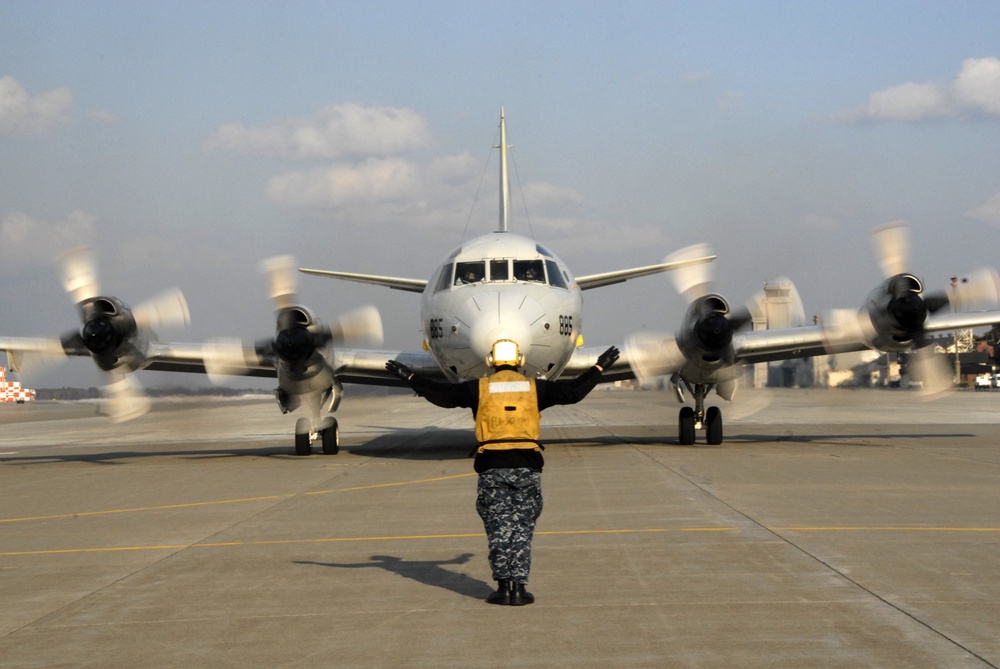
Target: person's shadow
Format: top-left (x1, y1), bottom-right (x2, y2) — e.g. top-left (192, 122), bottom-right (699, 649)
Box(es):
top-left (295, 553), bottom-right (493, 600)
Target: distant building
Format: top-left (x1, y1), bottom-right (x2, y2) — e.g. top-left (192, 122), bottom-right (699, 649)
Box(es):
top-left (0, 366), bottom-right (36, 403)
top-left (750, 277), bottom-right (814, 388)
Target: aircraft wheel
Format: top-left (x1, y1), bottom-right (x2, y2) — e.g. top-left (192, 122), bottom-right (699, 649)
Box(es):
top-left (705, 406), bottom-right (723, 445)
top-left (294, 417), bottom-right (312, 456)
top-left (321, 418), bottom-right (340, 455)
top-left (678, 407), bottom-right (696, 446)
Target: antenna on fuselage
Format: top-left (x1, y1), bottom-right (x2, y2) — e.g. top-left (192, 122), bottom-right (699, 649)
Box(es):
top-left (498, 106), bottom-right (511, 233)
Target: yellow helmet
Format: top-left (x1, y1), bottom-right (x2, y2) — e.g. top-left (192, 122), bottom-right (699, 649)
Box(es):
top-left (487, 339), bottom-right (524, 368)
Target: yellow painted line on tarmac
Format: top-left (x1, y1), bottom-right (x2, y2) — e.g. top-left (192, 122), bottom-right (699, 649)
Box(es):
top-left (538, 527), bottom-right (736, 536)
top-left (775, 526), bottom-right (1000, 532)
top-left (0, 527), bottom-right (737, 557)
top-left (0, 473), bottom-right (477, 525)
top-left (7, 525), bottom-right (1000, 558)
top-left (0, 496), bottom-right (291, 524)
top-left (303, 472), bottom-right (475, 496)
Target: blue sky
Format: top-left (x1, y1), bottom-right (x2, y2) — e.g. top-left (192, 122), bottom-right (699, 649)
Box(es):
top-left (2, 1), bottom-right (1000, 387)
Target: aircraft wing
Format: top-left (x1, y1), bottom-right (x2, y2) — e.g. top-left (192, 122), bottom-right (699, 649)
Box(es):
top-left (300, 254), bottom-right (715, 293)
top-left (150, 346), bottom-right (445, 385)
top-left (575, 254), bottom-right (717, 290)
top-left (562, 308), bottom-right (1000, 383)
top-left (731, 325), bottom-right (832, 365)
top-left (923, 310), bottom-right (1000, 333)
top-left (0, 335), bottom-right (445, 387)
top-left (0, 336), bottom-right (69, 372)
top-left (0, 337), bottom-right (269, 378)
top-left (298, 268), bottom-right (427, 294)
top-left (731, 309), bottom-right (1000, 364)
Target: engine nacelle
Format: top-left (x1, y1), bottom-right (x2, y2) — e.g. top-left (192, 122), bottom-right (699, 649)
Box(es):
top-left (63, 296), bottom-right (150, 373)
top-left (678, 294), bottom-right (737, 366)
top-left (862, 273), bottom-right (934, 351)
top-left (271, 305), bottom-right (335, 391)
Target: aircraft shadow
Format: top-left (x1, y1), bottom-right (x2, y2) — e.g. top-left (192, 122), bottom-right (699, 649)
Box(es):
top-left (720, 432), bottom-right (978, 444)
top-left (549, 431), bottom-right (978, 447)
top-left (0, 443), bottom-right (306, 465)
top-left (3, 428), bottom-right (976, 466)
top-left (294, 553), bottom-right (493, 600)
top-left (348, 427), bottom-right (476, 461)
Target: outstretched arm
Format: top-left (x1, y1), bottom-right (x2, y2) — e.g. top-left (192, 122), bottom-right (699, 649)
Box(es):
top-left (386, 360), bottom-right (476, 409)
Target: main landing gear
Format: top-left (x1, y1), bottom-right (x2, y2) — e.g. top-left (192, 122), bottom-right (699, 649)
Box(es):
top-left (677, 383), bottom-right (723, 446)
top-left (294, 417), bottom-right (340, 456)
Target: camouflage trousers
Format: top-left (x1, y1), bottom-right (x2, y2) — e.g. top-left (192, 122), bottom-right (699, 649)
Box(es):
top-left (476, 468), bottom-right (543, 584)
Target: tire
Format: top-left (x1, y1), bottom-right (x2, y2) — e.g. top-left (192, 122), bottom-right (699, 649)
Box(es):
top-left (321, 418), bottom-right (340, 455)
top-left (294, 417), bottom-right (312, 456)
top-left (679, 406), bottom-right (696, 446)
top-left (705, 406), bottom-right (723, 445)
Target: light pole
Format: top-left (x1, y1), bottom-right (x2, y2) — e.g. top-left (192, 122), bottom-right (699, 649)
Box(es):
top-left (952, 276), bottom-right (967, 385)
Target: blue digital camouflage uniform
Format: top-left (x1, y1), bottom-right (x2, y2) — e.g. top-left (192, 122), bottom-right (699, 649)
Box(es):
top-left (476, 468), bottom-right (543, 584)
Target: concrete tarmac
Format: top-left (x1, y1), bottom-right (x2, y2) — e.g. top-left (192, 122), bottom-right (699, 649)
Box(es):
top-left (1, 386), bottom-right (999, 668)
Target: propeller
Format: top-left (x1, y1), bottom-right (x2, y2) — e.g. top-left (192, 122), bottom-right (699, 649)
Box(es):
top-left (203, 255), bottom-right (383, 381)
top-left (261, 255), bottom-right (299, 311)
top-left (871, 222), bottom-right (910, 279)
top-left (625, 331), bottom-right (685, 383)
top-left (627, 244), bottom-right (779, 384)
top-left (666, 243), bottom-right (715, 303)
top-left (61, 246), bottom-right (101, 304)
top-left (870, 222), bottom-right (999, 317)
top-left (57, 247), bottom-right (189, 422)
top-left (825, 223), bottom-right (1000, 396)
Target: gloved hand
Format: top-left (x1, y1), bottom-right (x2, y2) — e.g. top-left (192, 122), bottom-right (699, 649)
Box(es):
top-left (386, 359), bottom-right (415, 381)
top-left (596, 346), bottom-right (620, 370)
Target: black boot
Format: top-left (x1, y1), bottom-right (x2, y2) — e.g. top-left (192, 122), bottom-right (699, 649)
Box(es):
top-left (486, 579), bottom-right (512, 605)
top-left (509, 582), bottom-right (534, 606)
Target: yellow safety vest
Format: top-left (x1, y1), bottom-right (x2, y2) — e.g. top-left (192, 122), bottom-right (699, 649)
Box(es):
top-left (475, 369), bottom-right (541, 452)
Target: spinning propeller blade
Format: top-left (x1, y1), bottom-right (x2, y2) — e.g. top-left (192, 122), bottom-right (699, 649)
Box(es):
top-left (60, 247), bottom-right (101, 305)
top-left (871, 222), bottom-right (910, 279)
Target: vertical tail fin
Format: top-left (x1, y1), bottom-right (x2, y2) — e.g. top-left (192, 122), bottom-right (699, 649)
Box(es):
top-left (498, 107), bottom-right (510, 233)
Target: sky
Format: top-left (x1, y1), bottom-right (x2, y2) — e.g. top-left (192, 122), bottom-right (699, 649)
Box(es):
top-left (2, 1), bottom-right (1000, 388)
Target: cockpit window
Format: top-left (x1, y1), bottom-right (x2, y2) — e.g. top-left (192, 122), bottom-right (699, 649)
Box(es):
top-left (434, 263), bottom-right (454, 293)
top-left (489, 259), bottom-right (510, 281)
top-left (513, 259), bottom-right (545, 283)
top-left (454, 261), bottom-right (485, 285)
top-left (545, 259), bottom-right (568, 289)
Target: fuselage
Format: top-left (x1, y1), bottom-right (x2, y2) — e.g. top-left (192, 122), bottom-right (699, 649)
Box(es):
top-left (420, 231), bottom-right (583, 381)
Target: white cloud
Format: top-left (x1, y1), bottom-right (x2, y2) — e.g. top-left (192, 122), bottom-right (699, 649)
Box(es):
top-left (538, 220), bottom-right (672, 259)
top-left (204, 103), bottom-right (434, 159)
top-left (834, 57), bottom-right (1000, 122)
top-left (0, 211), bottom-right (97, 274)
top-left (520, 181), bottom-right (586, 212)
top-left (954, 57), bottom-right (1000, 115)
top-left (0, 75), bottom-right (73, 137)
top-left (265, 157), bottom-right (423, 209)
top-left (966, 192), bottom-right (1000, 226)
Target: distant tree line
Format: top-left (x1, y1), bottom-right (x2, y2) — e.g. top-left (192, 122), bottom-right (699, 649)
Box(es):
top-left (35, 385), bottom-right (409, 401)
top-left (36, 387), bottom-right (272, 401)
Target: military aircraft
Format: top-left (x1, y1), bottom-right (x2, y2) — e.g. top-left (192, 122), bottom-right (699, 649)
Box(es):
top-left (6, 111), bottom-right (999, 451)
top-left (0, 109), bottom-right (716, 454)
top-left (626, 222), bottom-right (1000, 445)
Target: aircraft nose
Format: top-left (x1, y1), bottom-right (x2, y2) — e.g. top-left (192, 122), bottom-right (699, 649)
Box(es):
top-left (467, 292), bottom-right (542, 364)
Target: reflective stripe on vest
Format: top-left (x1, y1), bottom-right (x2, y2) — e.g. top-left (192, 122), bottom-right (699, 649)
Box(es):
top-left (475, 370), bottom-right (541, 452)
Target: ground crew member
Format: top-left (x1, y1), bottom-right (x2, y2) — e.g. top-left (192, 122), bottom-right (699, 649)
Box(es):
top-left (386, 340), bottom-right (619, 606)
